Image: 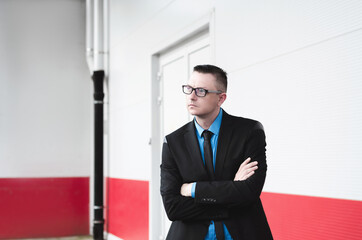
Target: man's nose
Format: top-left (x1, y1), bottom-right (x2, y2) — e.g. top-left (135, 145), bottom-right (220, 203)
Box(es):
top-left (188, 90), bottom-right (198, 100)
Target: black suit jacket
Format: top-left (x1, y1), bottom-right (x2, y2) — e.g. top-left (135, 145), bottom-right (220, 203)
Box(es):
top-left (160, 110), bottom-right (273, 240)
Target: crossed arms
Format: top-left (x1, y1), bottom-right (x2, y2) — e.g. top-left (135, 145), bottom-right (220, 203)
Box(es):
top-left (180, 158), bottom-right (258, 197)
top-left (160, 125), bottom-right (267, 221)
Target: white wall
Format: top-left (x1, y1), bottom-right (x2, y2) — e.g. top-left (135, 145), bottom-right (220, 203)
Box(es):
top-left (108, 0), bottom-right (362, 198)
top-left (216, 0), bottom-right (362, 201)
top-left (0, 0), bottom-right (91, 178)
top-left (107, 0), bottom-right (362, 239)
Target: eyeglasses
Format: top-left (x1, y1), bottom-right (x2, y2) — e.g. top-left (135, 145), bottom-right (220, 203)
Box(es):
top-left (182, 85), bottom-right (222, 97)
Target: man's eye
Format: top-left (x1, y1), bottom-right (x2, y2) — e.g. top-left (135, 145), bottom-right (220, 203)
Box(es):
top-left (197, 88), bottom-right (206, 93)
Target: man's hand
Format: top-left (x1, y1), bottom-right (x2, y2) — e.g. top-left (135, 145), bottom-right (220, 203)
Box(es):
top-left (180, 183), bottom-right (193, 197)
top-left (234, 157), bottom-right (258, 181)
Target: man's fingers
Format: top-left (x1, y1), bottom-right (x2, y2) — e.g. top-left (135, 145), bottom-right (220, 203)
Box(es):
top-left (234, 169), bottom-right (256, 181)
top-left (238, 157), bottom-right (251, 170)
top-left (234, 158), bottom-right (259, 181)
top-left (245, 170), bottom-right (255, 179)
top-left (246, 161), bottom-right (258, 169)
top-left (241, 157), bottom-right (251, 166)
top-left (238, 159), bottom-right (258, 172)
top-left (243, 166), bottom-right (258, 176)
top-left (248, 165), bottom-right (258, 172)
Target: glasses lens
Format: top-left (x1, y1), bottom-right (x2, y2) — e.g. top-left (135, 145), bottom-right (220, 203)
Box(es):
top-left (195, 88), bottom-right (206, 97)
top-left (183, 85), bottom-right (192, 94)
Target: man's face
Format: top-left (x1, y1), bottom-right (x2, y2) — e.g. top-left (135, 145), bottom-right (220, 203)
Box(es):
top-left (186, 71), bottom-right (226, 119)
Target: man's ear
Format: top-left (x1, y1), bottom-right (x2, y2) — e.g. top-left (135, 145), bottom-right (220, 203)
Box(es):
top-left (218, 93), bottom-right (227, 106)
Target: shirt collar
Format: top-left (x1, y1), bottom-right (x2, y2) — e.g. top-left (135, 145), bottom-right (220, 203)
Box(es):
top-left (194, 108), bottom-right (223, 137)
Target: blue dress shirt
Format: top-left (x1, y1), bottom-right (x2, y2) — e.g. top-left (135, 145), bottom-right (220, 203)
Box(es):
top-left (191, 109), bottom-right (233, 240)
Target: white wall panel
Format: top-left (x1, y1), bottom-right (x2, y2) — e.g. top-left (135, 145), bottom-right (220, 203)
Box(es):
top-left (216, 0), bottom-right (362, 201)
top-left (110, 0), bottom-right (214, 49)
top-left (109, 0), bottom-right (172, 48)
top-left (216, 0), bottom-right (362, 72)
top-left (224, 26), bottom-right (362, 201)
top-left (0, 0), bottom-right (91, 177)
top-left (109, 103), bottom-right (151, 180)
top-left (108, 45), bottom-right (152, 180)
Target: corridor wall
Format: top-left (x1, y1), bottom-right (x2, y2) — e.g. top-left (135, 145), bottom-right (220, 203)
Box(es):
top-left (106, 1), bottom-right (362, 240)
top-left (0, 0), bottom-right (91, 238)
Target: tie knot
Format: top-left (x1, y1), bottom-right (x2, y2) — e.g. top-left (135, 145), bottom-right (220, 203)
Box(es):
top-left (202, 130), bottom-right (213, 141)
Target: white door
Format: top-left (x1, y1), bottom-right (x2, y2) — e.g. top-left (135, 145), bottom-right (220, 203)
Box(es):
top-left (158, 33), bottom-right (211, 239)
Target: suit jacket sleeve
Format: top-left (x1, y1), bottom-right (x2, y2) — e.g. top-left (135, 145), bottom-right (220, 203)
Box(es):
top-left (195, 122), bottom-right (267, 207)
top-left (161, 140), bottom-right (229, 221)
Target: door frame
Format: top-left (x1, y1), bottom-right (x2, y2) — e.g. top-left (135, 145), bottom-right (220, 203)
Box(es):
top-left (150, 10), bottom-right (215, 240)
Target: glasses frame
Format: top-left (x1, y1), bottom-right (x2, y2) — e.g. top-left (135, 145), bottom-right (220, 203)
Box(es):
top-left (182, 85), bottom-right (222, 97)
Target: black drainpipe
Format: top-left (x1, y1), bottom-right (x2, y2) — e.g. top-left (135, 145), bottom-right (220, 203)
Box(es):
top-left (92, 70), bottom-right (105, 240)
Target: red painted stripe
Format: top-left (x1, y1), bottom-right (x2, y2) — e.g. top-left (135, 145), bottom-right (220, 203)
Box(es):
top-left (106, 178), bottom-right (149, 240)
top-left (0, 177), bottom-right (89, 239)
top-left (261, 192), bottom-right (362, 240)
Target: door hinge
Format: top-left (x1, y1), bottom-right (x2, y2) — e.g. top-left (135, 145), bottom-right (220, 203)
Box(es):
top-left (157, 96), bottom-right (162, 105)
top-left (157, 71), bottom-right (162, 81)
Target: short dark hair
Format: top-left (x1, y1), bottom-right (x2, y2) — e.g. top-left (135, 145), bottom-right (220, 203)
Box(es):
top-left (193, 64), bottom-right (228, 92)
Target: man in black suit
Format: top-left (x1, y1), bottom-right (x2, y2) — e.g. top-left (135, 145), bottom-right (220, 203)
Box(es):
top-left (160, 65), bottom-right (273, 240)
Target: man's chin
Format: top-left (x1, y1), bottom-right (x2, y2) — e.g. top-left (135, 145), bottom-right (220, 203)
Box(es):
top-left (187, 108), bottom-right (198, 116)
top-left (189, 111), bottom-right (204, 118)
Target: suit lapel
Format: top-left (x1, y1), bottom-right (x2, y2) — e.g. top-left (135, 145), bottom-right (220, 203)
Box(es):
top-left (215, 111), bottom-right (233, 179)
top-left (184, 122), bottom-right (207, 175)
top-left (182, 111), bottom-right (234, 180)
